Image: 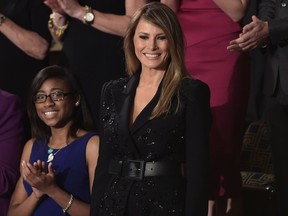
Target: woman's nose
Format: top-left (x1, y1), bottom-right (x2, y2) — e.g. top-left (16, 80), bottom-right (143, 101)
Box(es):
top-left (44, 95), bottom-right (55, 106)
top-left (148, 39), bottom-right (158, 50)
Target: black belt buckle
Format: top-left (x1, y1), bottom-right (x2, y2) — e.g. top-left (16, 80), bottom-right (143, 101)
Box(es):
top-left (122, 159), bottom-right (145, 180)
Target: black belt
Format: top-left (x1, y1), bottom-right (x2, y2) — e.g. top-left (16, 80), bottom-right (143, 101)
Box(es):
top-left (108, 159), bottom-right (182, 180)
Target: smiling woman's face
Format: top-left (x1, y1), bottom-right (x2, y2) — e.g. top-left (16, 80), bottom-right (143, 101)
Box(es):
top-left (34, 78), bottom-right (76, 128)
top-left (133, 18), bottom-right (170, 71)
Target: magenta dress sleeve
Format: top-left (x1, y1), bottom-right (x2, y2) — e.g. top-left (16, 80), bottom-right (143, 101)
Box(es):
top-left (0, 90), bottom-right (24, 214)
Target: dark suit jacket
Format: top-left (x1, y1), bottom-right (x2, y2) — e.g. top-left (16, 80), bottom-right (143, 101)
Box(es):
top-left (0, 90), bottom-right (24, 216)
top-left (90, 73), bottom-right (211, 216)
top-left (259, 3), bottom-right (288, 216)
top-left (259, 0), bottom-right (288, 96)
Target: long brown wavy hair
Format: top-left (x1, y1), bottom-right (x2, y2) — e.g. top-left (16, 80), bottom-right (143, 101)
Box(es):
top-left (124, 2), bottom-right (190, 118)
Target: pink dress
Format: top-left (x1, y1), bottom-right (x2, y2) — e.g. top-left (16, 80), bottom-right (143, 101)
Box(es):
top-left (178, 0), bottom-right (250, 198)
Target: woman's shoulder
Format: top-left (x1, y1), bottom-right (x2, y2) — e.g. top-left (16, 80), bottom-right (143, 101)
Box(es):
top-left (75, 130), bottom-right (99, 144)
top-left (78, 129), bottom-right (98, 137)
top-left (79, 130), bottom-right (99, 147)
top-left (24, 138), bottom-right (36, 149)
top-left (180, 77), bottom-right (210, 101)
top-left (21, 138), bottom-right (36, 161)
top-left (77, 130), bottom-right (99, 160)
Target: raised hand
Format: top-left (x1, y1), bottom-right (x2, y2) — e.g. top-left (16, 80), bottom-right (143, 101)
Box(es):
top-left (227, 15), bottom-right (269, 51)
top-left (44, 0), bottom-right (65, 14)
top-left (21, 160), bottom-right (56, 198)
top-left (44, 0), bottom-right (83, 19)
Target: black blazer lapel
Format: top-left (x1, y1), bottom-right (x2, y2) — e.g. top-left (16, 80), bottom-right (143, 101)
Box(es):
top-left (130, 80), bottom-right (162, 134)
top-left (112, 74), bottom-right (141, 158)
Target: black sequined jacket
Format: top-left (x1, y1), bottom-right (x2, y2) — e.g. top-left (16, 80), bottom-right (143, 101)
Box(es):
top-left (90, 72), bottom-right (211, 216)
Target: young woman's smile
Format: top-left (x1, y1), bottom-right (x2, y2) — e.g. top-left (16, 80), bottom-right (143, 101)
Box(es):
top-left (35, 78), bottom-right (76, 128)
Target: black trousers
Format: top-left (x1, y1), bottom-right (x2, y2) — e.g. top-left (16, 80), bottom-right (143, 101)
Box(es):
top-left (268, 104), bottom-right (288, 216)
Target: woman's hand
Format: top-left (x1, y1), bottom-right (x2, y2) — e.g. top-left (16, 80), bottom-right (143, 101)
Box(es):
top-left (44, 0), bottom-right (65, 14)
top-left (21, 160), bottom-right (57, 197)
top-left (44, 0), bottom-right (83, 19)
top-left (31, 160), bottom-right (47, 199)
top-left (227, 16), bottom-right (269, 51)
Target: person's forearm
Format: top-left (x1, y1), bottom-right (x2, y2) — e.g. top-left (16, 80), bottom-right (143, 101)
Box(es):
top-left (8, 185), bottom-right (41, 216)
top-left (0, 15), bottom-right (49, 60)
top-left (85, 9), bottom-right (131, 37)
top-left (67, 0), bottom-right (146, 37)
top-left (46, 185), bottom-right (90, 216)
top-left (213, 0), bottom-right (250, 22)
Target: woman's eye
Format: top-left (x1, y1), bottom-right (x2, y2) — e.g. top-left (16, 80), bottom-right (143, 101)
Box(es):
top-left (36, 95), bottom-right (45, 100)
top-left (51, 92), bottom-right (64, 99)
top-left (157, 35), bottom-right (166, 40)
top-left (139, 35), bottom-right (149, 40)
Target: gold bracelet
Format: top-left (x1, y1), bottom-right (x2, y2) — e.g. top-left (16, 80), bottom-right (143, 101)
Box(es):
top-left (62, 194), bottom-right (73, 214)
top-left (48, 12), bottom-right (69, 37)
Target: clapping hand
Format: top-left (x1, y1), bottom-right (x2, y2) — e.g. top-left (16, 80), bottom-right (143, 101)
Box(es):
top-left (21, 160), bottom-right (56, 199)
top-left (227, 15), bottom-right (269, 51)
top-left (44, 0), bottom-right (65, 15)
top-left (44, 0), bottom-right (82, 18)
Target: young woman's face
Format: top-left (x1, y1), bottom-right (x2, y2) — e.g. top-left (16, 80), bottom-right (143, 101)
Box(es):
top-left (34, 78), bottom-right (77, 128)
top-left (133, 18), bottom-right (170, 71)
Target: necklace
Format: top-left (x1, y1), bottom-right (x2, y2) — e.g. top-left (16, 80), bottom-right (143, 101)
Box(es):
top-left (46, 129), bottom-right (79, 163)
top-left (47, 147), bottom-right (64, 163)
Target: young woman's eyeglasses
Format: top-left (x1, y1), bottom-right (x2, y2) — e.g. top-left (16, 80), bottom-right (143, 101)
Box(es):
top-left (33, 91), bottom-right (75, 103)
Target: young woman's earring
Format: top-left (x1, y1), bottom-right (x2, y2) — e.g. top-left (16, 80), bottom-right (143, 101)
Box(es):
top-left (75, 101), bottom-right (80, 106)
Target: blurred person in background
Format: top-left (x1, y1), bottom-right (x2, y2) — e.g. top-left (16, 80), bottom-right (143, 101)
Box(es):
top-left (162, 0), bottom-right (251, 215)
top-left (0, 0), bottom-right (52, 140)
top-left (228, 0), bottom-right (288, 215)
top-left (0, 89), bottom-right (24, 216)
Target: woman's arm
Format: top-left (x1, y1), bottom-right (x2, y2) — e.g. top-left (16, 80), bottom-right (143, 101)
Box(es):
top-left (9, 135), bottom-right (100, 216)
top-left (45, 0), bottom-right (147, 39)
top-left (43, 135), bottom-right (99, 216)
top-left (0, 14), bottom-right (49, 60)
top-left (88, 0), bottom-right (147, 37)
top-left (213, 0), bottom-right (250, 22)
top-left (8, 140), bottom-right (42, 216)
top-left (86, 135), bottom-right (99, 192)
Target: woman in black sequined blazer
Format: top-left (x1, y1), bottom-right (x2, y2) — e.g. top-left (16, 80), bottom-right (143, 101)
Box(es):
top-left (90, 2), bottom-right (211, 216)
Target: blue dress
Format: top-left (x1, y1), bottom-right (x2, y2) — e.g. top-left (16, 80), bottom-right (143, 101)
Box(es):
top-left (23, 132), bottom-right (96, 216)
